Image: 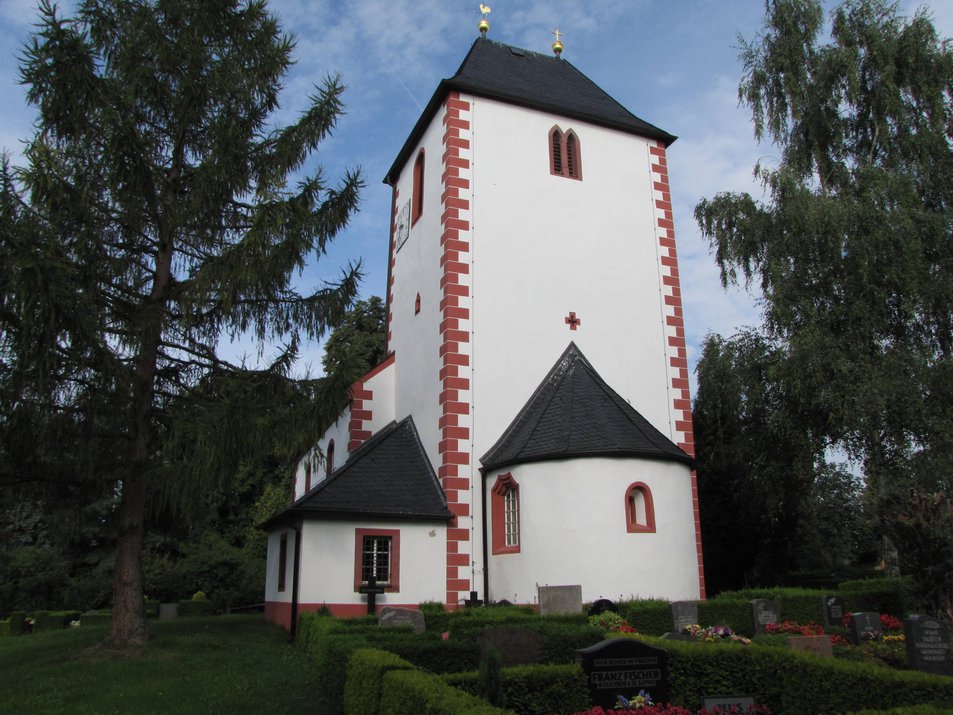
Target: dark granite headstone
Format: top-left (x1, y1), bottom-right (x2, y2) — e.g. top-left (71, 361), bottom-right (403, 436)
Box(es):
top-left (903, 615), bottom-right (953, 676)
top-left (749, 599), bottom-right (780, 634)
top-left (849, 611), bottom-right (881, 644)
top-left (588, 599), bottom-right (619, 616)
top-left (787, 635), bottom-right (833, 657)
top-left (479, 626), bottom-right (541, 667)
top-left (670, 601), bottom-right (699, 631)
top-left (821, 595), bottom-right (845, 627)
top-left (539, 584), bottom-right (583, 615)
top-left (378, 606), bottom-right (425, 634)
top-left (575, 638), bottom-right (669, 709)
top-left (702, 695), bottom-right (755, 710)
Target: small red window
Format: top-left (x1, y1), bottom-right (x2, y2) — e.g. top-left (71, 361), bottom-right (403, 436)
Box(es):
top-left (625, 482), bottom-right (656, 533)
top-left (491, 473), bottom-right (520, 554)
top-left (549, 126), bottom-right (582, 180)
top-left (326, 439), bottom-right (335, 475)
top-left (412, 150), bottom-right (425, 224)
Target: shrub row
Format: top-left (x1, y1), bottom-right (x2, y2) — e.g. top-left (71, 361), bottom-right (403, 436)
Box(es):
top-left (649, 636), bottom-right (953, 714)
top-left (445, 663), bottom-right (590, 715)
top-left (177, 599), bottom-right (215, 617)
top-left (33, 610), bottom-right (82, 631)
top-left (80, 610), bottom-right (112, 626)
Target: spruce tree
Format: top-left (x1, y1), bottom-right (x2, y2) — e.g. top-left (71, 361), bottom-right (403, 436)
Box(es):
top-left (1, 0), bottom-right (362, 646)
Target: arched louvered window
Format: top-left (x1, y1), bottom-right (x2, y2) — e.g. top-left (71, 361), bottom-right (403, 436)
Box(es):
top-left (412, 150), bottom-right (425, 224)
top-left (326, 439), bottom-right (335, 475)
top-left (491, 473), bottom-right (521, 554)
top-left (549, 126), bottom-right (582, 180)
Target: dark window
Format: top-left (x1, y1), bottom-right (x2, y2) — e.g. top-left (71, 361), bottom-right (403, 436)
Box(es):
top-left (412, 150), bottom-right (425, 224)
top-left (326, 439), bottom-right (335, 475)
top-left (549, 126), bottom-right (582, 180)
top-left (305, 459), bottom-right (312, 492)
top-left (278, 533), bottom-right (288, 592)
top-left (361, 535), bottom-right (392, 585)
top-left (550, 128), bottom-right (563, 174)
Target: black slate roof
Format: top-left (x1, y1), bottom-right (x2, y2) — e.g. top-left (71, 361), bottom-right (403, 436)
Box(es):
top-left (385, 38), bottom-right (676, 184)
top-left (262, 416), bottom-right (452, 529)
top-left (480, 343), bottom-right (692, 471)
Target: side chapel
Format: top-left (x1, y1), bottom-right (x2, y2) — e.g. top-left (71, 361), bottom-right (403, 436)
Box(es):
top-left (263, 27), bottom-right (705, 630)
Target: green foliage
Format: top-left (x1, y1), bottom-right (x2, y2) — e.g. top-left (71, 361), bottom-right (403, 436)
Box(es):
top-left (7, 612), bottom-right (27, 636)
top-left (344, 648), bottom-right (415, 715)
top-left (478, 644), bottom-right (505, 707)
top-left (447, 664), bottom-right (590, 715)
top-left (378, 669), bottom-right (512, 715)
top-left (321, 296), bottom-right (388, 391)
top-left (844, 706), bottom-right (953, 715)
top-left (80, 611), bottom-right (112, 627)
top-left (695, 0), bottom-right (953, 606)
top-left (177, 599), bottom-right (214, 618)
top-left (0, 546), bottom-right (72, 613)
top-left (2, 0), bottom-right (363, 645)
top-left (0, 620), bottom-right (10, 638)
top-left (838, 577), bottom-right (916, 615)
top-left (32, 610), bottom-right (81, 632)
top-left (617, 600), bottom-right (671, 635)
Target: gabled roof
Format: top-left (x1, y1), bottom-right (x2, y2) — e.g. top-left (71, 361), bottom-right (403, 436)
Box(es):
top-left (385, 38), bottom-right (676, 184)
top-left (262, 416), bottom-right (452, 529)
top-left (480, 343), bottom-right (692, 471)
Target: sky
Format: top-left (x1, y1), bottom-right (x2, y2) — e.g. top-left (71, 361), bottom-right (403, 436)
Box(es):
top-left (1, 0), bottom-right (951, 396)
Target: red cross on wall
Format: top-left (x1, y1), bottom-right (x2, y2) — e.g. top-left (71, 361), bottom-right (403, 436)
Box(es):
top-left (564, 311), bottom-right (581, 330)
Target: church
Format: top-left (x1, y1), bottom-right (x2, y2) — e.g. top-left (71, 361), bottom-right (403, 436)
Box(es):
top-left (263, 28), bottom-right (705, 630)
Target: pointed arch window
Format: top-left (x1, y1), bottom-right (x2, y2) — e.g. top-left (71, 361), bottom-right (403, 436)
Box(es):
top-left (491, 473), bottom-right (520, 554)
top-left (625, 482), bottom-right (656, 533)
top-left (305, 458), bottom-right (313, 493)
top-left (549, 126), bottom-right (582, 180)
top-left (412, 149), bottom-right (425, 224)
top-left (326, 439), bottom-right (335, 475)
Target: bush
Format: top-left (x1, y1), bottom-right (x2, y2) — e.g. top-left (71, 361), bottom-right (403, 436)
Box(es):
top-left (178, 599), bottom-right (215, 617)
top-left (344, 648), bottom-right (414, 715)
top-left (838, 577), bottom-right (916, 616)
top-left (0, 619), bottom-right (10, 637)
top-left (32, 610), bottom-right (82, 631)
top-left (378, 668), bottom-right (511, 715)
top-left (80, 610), bottom-right (112, 627)
top-left (8, 611), bottom-right (27, 635)
top-left (618, 600), bottom-right (671, 636)
top-left (144, 599), bottom-right (159, 618)
top-left (447, 663), bottom-right (590, 715)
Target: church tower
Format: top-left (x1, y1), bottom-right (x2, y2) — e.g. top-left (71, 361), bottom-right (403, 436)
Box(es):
top-left (264, 33), bottom-right (704, 628)
top-left (382, 37), bottom-right (704, 605)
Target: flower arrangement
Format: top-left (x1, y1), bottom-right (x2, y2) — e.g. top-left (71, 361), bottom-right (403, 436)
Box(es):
top-left (589, 612), bottom-right (638, 634)
top-left (570, 703), bottom-right (771, 715)
top-left (680, 624), bottom-right (752, 645)
top-left (617, 691), bottom-right (653, 709)
top-left (763, 620), bottom-right (824, 636)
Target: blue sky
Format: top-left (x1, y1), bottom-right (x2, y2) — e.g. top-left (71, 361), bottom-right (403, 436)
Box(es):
top-left (2, 0), bottom-right (950, 395)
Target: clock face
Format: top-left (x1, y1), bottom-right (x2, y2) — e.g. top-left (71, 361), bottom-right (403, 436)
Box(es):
top-left (396, 200), bottom-right (410, 251)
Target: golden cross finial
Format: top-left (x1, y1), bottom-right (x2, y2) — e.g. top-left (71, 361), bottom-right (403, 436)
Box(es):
top-left (551, 28), bottom-right (564, 57)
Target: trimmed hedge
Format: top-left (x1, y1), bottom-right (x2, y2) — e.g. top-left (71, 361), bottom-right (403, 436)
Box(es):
top-left (379, 668), bottom-right (512, 715)
top-left (838, 577), bottom-right (915, 616)
top-left (32, 610), bottom-right (82, 631)
top-left (446, 663), bottom-right (590, 715)
top-left (178, 599), bottom-right (215, 617)
top-left (844, 707), bottom-right (953, 715)
top-left (145, 599), bottom-right (160, 618)
top-left (0, 619), bottom-right (9, 637)
top-left (344, 648), bottom-right (415, 715)
top-left (651, 636), bottom-right (953, 714)
top-left (80, 610), bottom-right (112, 627)
top-left (618, 599), bottom-right (671, 635)
top-left (8, 611), bottom-right (27, 635)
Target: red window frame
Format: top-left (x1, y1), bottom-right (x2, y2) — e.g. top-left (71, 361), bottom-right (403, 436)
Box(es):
top-left (412, 150), bottom-right (425, 225)
top-left (491, 473), bottom-right (521, 555)
top-left (549, 126), bottom-right (582, 180)
top-left (625, 482), bottom-right (656, 533)
top-left (353, 528), bottom-right (401, 592)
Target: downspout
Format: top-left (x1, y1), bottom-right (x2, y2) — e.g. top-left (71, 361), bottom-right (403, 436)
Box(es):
top-left (480, 467), bottom-right (489, 603)
top-left (288, 520), bottom-right (302, 642)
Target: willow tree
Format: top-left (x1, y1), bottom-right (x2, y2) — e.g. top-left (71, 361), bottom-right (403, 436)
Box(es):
top-left (695, 0), bottom-right (953, 613)
top-left (1, 0), bottom-right (362, 646)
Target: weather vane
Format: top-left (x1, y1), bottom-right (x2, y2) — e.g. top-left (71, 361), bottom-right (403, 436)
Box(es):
top-left (478, 4), bottom-right (491, 37)
top-left (551, 28), bottom-right (564, 58)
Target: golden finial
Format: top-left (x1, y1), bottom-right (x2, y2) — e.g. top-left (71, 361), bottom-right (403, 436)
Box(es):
top-left (478, 4), bottom-right (491, 37)
top-left (551, 28), bottom-right (564, 58)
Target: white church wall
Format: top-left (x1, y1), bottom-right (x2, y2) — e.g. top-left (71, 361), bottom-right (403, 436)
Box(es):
top-left (388, 111), bottom-right (449, 468)
top-left (297, 519), bottom-right (446, 607)
top-left (485, 457), bottom-right (701, 603)
top-left (467, 97), bottom-right (675, 464)
top-left (293, 407), bottom-right (350, 500)
top-left (362, 358), bottom-right (396, 435)
top-left (264, 527), bottom-right (295, 604)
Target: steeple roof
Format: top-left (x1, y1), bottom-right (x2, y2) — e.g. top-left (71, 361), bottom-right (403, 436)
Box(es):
top-left (262, 416), bottom-right (452, 528)
top-left (480, 343), bottom-right (692, 472)
top-left (385, 38), bottom-right (676, 184)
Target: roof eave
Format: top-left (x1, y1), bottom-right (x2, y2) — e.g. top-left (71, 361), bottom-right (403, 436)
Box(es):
top-left (482, 449), bottom-right (695, 474)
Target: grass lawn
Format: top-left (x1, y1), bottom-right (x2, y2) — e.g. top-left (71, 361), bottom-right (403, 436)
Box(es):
top-left (0, 615), bottom-right (323, 714)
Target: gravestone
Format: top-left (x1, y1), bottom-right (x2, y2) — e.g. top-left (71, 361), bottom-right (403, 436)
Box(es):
top-left (821, 595), bottom-right (845, 627)
top-left (849, 611), bottom-right (881, 645)
top-left (787, 635), bottom-right (833, 657)
top-left (358, 576), bottom-right (386, 615)
top-left (538, 584), bottom-right (583, 616)
top-left (379, 606), bottom-right (425, 634)
top-left (588, 599), bottom-right (619, 616)
top-left (493, 599), bottom-right (513, 607)
top-left (749, 599), bottom-right (780, 634)
top-left (158, 603), bottom-right (178, 620)
top-left (702, 695), bottom-right (755, 710)
top-left (903, 615), bottom-right (953, 676)
top-left (479, 626), bottom-right (541, 667)
top-left (670, 601), bottom-right (699, 632)
top-left (576, 638), bottom-right (669, 709)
